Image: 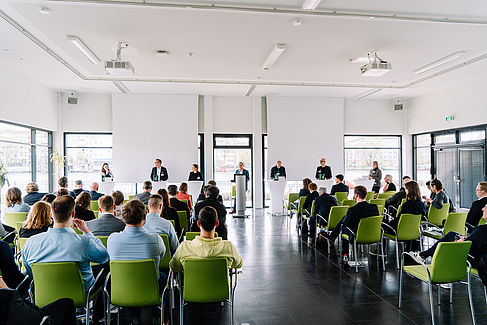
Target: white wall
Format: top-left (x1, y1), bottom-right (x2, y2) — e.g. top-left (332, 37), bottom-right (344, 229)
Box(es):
top-left (60, 93), bottom-right (112, 132)
top-left (212, 96), bottom-right (254, 133)
top-left (344, 99), bottom-right (405, 134)
top-left (0, 65), bottom-right (57, 131)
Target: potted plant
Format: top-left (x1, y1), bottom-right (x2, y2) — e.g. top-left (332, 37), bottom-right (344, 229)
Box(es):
top-left (50, 149), bottom-right (69, 180)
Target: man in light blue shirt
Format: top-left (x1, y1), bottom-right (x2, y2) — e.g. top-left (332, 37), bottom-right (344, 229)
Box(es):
top-left (22, 195), bottom-right (109, 322)
top-left (144, 194), bottom-right (179, 255)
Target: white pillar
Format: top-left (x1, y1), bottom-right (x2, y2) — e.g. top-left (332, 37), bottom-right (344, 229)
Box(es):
top-left (252, 97), bottom-right (263, 209)
top-left (203, 96), bottom-right (214, 181)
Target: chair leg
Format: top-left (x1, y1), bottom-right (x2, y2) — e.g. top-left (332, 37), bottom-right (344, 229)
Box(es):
top-left (438, 284), bottom-right (441, 306)
top-left (428, 282), bottom-right (436, 325)
top-left (395, 239), bottom-right (400, 270)
top-left (468, 273), bottom-right (477, 325)
top-left (484, 286), bottom-right (487, 306)
top-left (354, 241), bottom-right (358, 273)
top-left (380, 240), bottom-right (385, 271)
top-left (450, 283), bottom-right (453, 304)
top-left (86, 300), bottom-right (91, 325)
top-left (398, 267), bottom-right (403, 308)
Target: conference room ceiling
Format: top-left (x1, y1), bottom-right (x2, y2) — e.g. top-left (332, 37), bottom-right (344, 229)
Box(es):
top-left (1, 0), bottom-right (487, 98)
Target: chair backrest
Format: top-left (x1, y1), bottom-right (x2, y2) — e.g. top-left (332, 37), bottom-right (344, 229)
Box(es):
top-left (334, 192), bottom-right (348, 204)
top-left (369, 199), bottom-right (386, 206)
top-left (479, 218), bottom-right (487, 226)
top-left (297, 196), bottom-right (306, 214)
top-left (310, 200), bottom-right (315, 216)
top-left (356, 216), bottom-right (382, 243)
top-left (396, 214), bottom-right (422, 241)
top-left (443, 212), bottom-right (468, 236)
top-left (94, 211), bottom-right (99, 219)
top-left (378, 192), bottom-right (395, 199)
top-left (376, 204), bottom-right (384, 216)
top-left (185, 232), bottom-right (218, 241)
top-left (180, 199), bottom-right (188, 205)
top-left (4, 212), bottom-right (28, 228)
top-left (109, 259), bottom-right (161, 307)
top-left (158, 234), bottom-right (171, 272)
top-left (429, 241), bottom-right (472, 283)
top-left (341, 199), bottom-right (356, 207)
top-left (427, 203), bottom-right (450, 227)
top-left (365, 192), bottom-right (375, 201)
top-left (231, 184), bottom-right (236, 198)
top-left (287, 193), bottom-right (299, 209)
top-left (18, 237), bottom-right (28, 252)
top-left (396, 198), bottom-right (407, 215)
top-left (90, 200), bottom-right (99, 212)
top-left (71, 226), bottom-right (82, 234)
top-left (95, 236), bottom-right (109, 248)
top-left (129, 195), bottom-right (134, 200)
top-left (177, 211), bottom-right (189, 233)
top-left (15, 221), bottom-right (24, 233)
top-left (31, 262), bottom-right (86, 308)
top-left (168, 219), bottom-right (175, 229)
top-left (327, 206), bottom-right (349, 230)
top-left (183, 257), bottom-right (230, 303)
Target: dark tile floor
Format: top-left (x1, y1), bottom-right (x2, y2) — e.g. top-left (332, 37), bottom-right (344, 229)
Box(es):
top-left (122, 209), bottom-right (487, 324)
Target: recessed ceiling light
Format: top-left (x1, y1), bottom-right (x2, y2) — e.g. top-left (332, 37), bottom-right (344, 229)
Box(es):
top-left (187, 51), bottom-right (194, 57)
top-left (66, 35), bottom-right (100, 64)
top-left (263, 44), bottom-right (287, 70)
top-left (39, 7), bottom-right (51, 15)
top-left (156, 50), bottom-right (170, 56)
top-left (414, 51), bottom-right (466, 75)
top-left (291, 18), bottom-right (302, 26)
top-left (302, 0), bottom-right (322, 10)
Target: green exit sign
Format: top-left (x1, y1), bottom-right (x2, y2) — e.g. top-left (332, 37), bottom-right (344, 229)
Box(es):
top-left (445, 115), bottom-right (455, 122)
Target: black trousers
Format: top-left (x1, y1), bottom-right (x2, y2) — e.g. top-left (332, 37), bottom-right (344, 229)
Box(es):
top-left (372, 186), bottom-right (381, 194)
top-left (91, 263), bottom-right (110, 322)
top-left (42, 298), bottom-right (77, 325)
top-left (0, 240), bottom-right (25, 289)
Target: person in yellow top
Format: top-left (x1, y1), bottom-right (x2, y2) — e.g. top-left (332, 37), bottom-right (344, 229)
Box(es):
top-left (169, 206), bottom-right (242, 272)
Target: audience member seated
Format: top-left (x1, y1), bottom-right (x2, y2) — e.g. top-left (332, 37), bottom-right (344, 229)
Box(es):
top-left (86, 195), bottom-right (125, 236)
top-left (56, 188), bottom-right (69, 197)
top-left (144, 194), bottom-right (179, 255)
top-left (107, 199), bottom-right (166, 323)
top-left (55, 176), bottom-right (75, 197)
top-left (196, 181), bottom-right (223, 203)
top-left (383, 174), bottom-right (397, 192)
top-left (170, 206), bottom-right (242, 272)
top-left (89, 182), bottom-right (104, 201)
top-left (303, 183), bottom-right (319, 212)
top-left (72, 180), bottom-right (84, 198)
top-left (41, 193), bottom-right (56, 203)
top-left (134, 181), bottom-right (152, 205)
top-left (425, 180), bottom-right (436, 200)
top-left (385, 176), bottom-right (411, 216)
top-left (466, 182), bottom-right (487, 232)
top-left (5, 187), bottom-right (30, 214)
top-left (176, 182), bottom-right (193, 210)
top-left (157, 189), bottom-right (182, 236)
top-left (23, 182), bottom-right (47, 206)
top-left (23, 195), bottom-right (109, 323)
top-left (111, 190), bottom-right (125, 218)
top-left (425, 178), bottom-right (450, 210)
top-left (299, 178), bottom-right (312, 198)
top-left (188, 163), bottom-right (204, 181)
top-left (74, 191), bottom-right (96, 221)
top-left (309, 187), bottom-right (338, 246)
top-left (167, 185), bottom-right (191, 219)
top-left (193, 186), bottom-right (228, 240)
top-left (19, 201), bottom-right (52, 238)
top-left (323, 186), bottom-right (379, 257)
top-left (330, 174), bottom-right (349, 196)
top-left (0, 240), bottom-right (25, 289)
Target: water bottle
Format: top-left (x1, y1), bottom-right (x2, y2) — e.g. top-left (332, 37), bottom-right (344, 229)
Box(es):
top-left (275, 172), bottom-right (279, 181)
top-left (155, 174), bottom-right (159, 182)
top-left (102, 175), bottom-right (105, 183)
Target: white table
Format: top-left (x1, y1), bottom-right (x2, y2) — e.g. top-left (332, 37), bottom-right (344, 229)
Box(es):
top-left (151, 181), bottom-right (167, 194)
top-left (266, 179), bottom-right (287, 215)
top-left (356, 179), bottom-right (376, 191)
top-left (187, 181), bottom-right (204, 203)
top-left (98, 181), bottom-right (115, 195)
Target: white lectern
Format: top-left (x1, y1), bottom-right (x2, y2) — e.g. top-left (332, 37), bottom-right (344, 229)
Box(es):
top-left (151, 181), bottom-right (167, 194)
top-left (98, 181), bottom-right (115, 195)
top-left (266, 179), bottom-right (286, 215)
top-left (315, 179), bottom-right (334, 192)
top-left (234, 174), bottom-right (248, 218)
top-left (187, 181), bottom-right (204, 203)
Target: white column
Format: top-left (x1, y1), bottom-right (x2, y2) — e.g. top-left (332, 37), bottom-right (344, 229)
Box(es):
top-left (252, 97), bottom-right (263, 209)
top-left (203, 96), bottom-right (214, 181)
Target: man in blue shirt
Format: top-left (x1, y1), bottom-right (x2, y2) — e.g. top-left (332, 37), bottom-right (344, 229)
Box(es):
top-left (144, 194), bottom-right (179, 255)
top-left (23, 195), bottom-right (109, 323)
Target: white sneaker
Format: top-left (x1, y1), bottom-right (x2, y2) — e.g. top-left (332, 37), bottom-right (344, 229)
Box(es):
top-left (440, 283), bottom-right (452, 289)
top-left (410, 252), bottom-right (425, 265)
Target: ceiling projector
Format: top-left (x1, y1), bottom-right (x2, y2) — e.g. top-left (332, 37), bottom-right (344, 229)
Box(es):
top-left (360, 52), bottom-right (391, 77)
top-left (104, 41), bottom-right (135, 75)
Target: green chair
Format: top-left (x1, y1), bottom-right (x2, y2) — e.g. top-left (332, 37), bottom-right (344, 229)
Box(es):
top-left (369, 199), bottom-right (386, 206)
top-left (17, 237), bottom-right (28, 271)
top-left (342, 216), bottom-right (385, 272)
top-left (399, 242), bottom-right (475, 325)
top-left (168, 219), bottom-right (175, 230)
top-left (424, 203), bottom-right (450, 227)
top-left (423, 212), bottom-right (467, 240)
top-left (383, 214), bottom-right (423, 269)
top-left (15, 221), bottom-right (24, 234)
top-left (106, 259), bottom-right (168, 324)
top-left (94, 211), bottom-right (99, 219)
top-left (378, 192), bottom-right (395, 200)
top-left (185, 232), bottom-right (218, 241)
top-left (95, 236), bottom-right (109, 248)
top-left (317, 206), bottom-right (349, 254)
top-left (231, 184), bottom-right (236, 200)
top-left (334, 192), bottom-right (348, 204)
top-left (470, 267), bottom-right (487, 306)
top-left (341, 199), bottom-right (356, 207)
top-left (290, 196), bottom-right (306, 235)
top-left (128, 195), bottom-right (134, 200)
top-left (376, 204), bottom-right (385, 217)
top-left (71, 226), bottom-right (82, 234)
top-left (178, 257), bottom-right (239, 325)
top-left (90, 201), bottom-right (99, 212)
top-left (177, 211), bottom-right (189, 235)
top-left (158, 234), bottom-right (171, 273)
top-left (365, 192), bottom-right (375, 201)
top-left (5, 212), bottom-right (28, 228)
top-left (180, 199), bottom-right (188, 205)
top-left (31, 262), bottom-right (102, 324)
top-left (287, 193), bottom-right (299, 215)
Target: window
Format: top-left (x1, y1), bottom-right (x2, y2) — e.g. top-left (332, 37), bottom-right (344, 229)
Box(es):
top-left (435, 133), bottom-right (456, 144)
top-left (0, 121), bottom-right (53, 196)
top-left (460, 130), bottom-right (485, 142)
top-left (198, 133), bottom-right (204, 178)
top-left (64, 133), bottom-right (112, 188)
top-left (344, 135), bottom-right (402, 186)
top-left (413, 133), bottom-right (432, 191)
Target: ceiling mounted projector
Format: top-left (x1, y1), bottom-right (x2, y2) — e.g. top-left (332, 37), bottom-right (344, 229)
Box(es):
top-left (360, 52), bottom-right (391, 77)
top-left (104, 41), bottom-right (135, 75)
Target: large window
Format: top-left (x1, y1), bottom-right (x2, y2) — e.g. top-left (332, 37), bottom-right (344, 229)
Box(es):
top-left (344, 135), bottom-right (402, 186)
top-left (413, 133), bottom-right (432, 192)
top-left (213, 134), bottom-right (252, 208)
top-left (0, 121), bottom-right (53, 196)
top-left (64, 133), bottom-right (112, 188)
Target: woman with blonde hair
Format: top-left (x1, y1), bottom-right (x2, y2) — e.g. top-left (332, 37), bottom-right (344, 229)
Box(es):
top-left (19, 201), bottom-right (52, 238)
top-left (176, 182), bottom-right (192, 210)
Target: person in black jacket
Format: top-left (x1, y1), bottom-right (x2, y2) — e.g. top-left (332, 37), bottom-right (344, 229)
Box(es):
top-left (303, 183), bottom-right (319, 212)
top-left (385, 176), bottom-right (411, 216)
top-left (188, 164), bottom-right (204, 181)
top-left (23, 182), bottom-right (47, 206)
top-left (323, 185), bottom-right (379, 256)
top-left (315, 158), bottom-right (332, 180)
top-left (192, 186), bottom-right (228, 240)
top-left (74, 191), bottom-right (96, 221)
top-left (330, 174), bottom-right (349, 195)
top-left (466, 182), bottom-right (487, 232)
top-left (299, 178), bottom-right (312, 198)
top-left (309, 187), bottom-right (338, 245)
top-left (72, 180), bottom-right (85, 198)
top-left (197, 181), bottom-right (224, 203)
top-left (150, 158), bottom-right (169, 182)
top-left (270, 160), bottom-right (286, 179)
top-left (383, 175), bottom-right (397, 192)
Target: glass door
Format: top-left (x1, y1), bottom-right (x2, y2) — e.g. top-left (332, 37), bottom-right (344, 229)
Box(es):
top-left (459, 147), bottom-right (485, 209)
top-left (434, 148), bottom-right (458, 208)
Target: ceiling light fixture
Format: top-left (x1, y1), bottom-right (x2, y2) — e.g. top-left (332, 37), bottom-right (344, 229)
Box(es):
top-left (414, 51), bottom-right (466, 75)
top-left (302, 0), bottom-right (322, 10)
top-left (39, 7), bottom-right (50, 15)
top-left (263, 44), bottom-right (286, 70)
top-left (356, 89), bottom-right (381, 99)
top-left (66, 35), bottom-right (100, 64)
top-left (112, 81), bottom-right (129, 93)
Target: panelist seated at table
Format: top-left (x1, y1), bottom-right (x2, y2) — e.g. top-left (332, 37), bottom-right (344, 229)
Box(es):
top-left (315, 158), bottom-right (332, 180)
top-left (270, 160), bottom-right (286, 180)
top-left (188, 163), bottom-right (204, 181)
top-left (100, 162), bottom-right (114, 182)
top-left (150, 158), bottom-right (168, 182)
